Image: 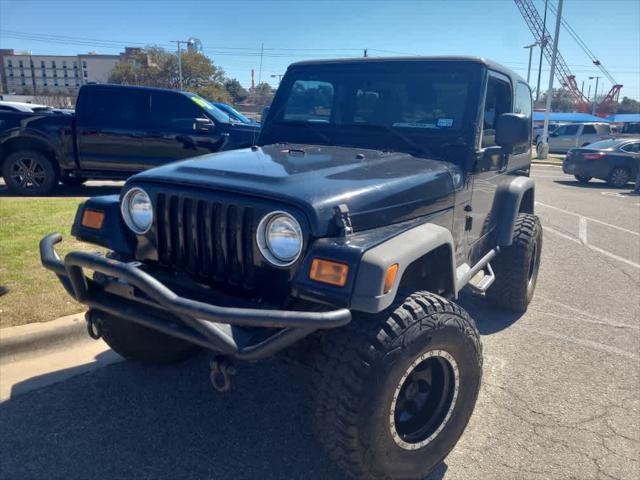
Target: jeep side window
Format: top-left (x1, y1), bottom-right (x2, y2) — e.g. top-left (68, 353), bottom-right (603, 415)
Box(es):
top-left (582, 125), bottom-right (597, 134)
top-left (283, 80), bottom-right (334, 123)
top-left (481, 76), bottom-right (511, 148)
top-left (513, 81), bottom-right (532, 153)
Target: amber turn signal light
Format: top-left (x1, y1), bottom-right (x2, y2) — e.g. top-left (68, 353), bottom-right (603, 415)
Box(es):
top-left (384, 264), bottom-right (399, 294)
top-left (309, 258), bottom-right (349, 287)
top-left (81, 209), bottom-right (105, 230)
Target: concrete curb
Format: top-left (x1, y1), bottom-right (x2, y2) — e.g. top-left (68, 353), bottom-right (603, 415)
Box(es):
top-left (0, 312), bottom-right (88, 362)
top-left (532, 160), bottom-right (562, 166)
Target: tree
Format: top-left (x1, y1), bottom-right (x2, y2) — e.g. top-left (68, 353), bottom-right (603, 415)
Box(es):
top-left (224, 78), bottom-right (249, 103)
top-left (253, 82), bottom-right (275, 106)
top-left (535, 88), bottom-right (577, 112)
top-left (616, 97), bottom-right (640, 114)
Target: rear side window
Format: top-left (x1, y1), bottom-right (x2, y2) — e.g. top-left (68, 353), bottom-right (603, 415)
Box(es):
top-left (621, 142), bottom-right (640, 153)
top-left (283, 80), bottom-right (334, 122)
top-left (556, 124), bottom-right (579, 136)
top-left (81, 88), bottom-right (149, 128)
top-left (596, 124), bottom-right (610, 134)
top-left (582, 125), bottom-right (597, 134)
top-left (150, 92), bottom-right (206, 130)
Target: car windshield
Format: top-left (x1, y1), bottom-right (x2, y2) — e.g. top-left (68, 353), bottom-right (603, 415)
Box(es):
top-left (214, 103), bottom-right (253, 124)
top-left (585, 139), bottom-right (621, 150)
top-left (184, 94), bottom-right (232, 123)
top-left (261, 61), bottom-right (478, 155)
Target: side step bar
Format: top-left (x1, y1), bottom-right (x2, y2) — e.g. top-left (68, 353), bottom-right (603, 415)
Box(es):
top-left (455, 247), bottom-right (499, 294)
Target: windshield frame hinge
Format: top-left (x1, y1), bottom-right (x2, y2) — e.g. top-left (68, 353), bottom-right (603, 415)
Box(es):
top-left (334, 204), bottom-right (354, 237)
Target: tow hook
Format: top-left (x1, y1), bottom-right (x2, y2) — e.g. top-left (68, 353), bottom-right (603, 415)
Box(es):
top-left (210, 356), bottom-right (236, 392)
top-left (85, 311), bottom-right (103, 340)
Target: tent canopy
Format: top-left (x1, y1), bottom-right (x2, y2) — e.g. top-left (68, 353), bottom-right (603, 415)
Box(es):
top-left (532, 112), bottom-right (610, 123)
top-left (606, 114), bottom-right (640, 123)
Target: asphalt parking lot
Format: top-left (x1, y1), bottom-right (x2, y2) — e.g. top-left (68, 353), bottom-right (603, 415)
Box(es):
top-left (0, 164), bottom-right (638, 480)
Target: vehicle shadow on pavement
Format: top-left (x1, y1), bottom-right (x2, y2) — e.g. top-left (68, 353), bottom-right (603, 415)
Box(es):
top-left (553, 179), bottom-right (626, 190)
top-left (1, 353), bottom-right (448, 480)
top-left (0, 183), bottom-right (123, 198)
top-left (458, 292), bottom-right (524, 335)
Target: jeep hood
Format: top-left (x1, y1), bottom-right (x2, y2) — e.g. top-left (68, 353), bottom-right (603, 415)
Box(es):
top-left (132, 144), bottom-right (459, 236)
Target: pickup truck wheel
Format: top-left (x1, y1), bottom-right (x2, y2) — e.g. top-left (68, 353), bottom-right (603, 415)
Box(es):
top-left (488, 213), bottom-right (542, 313)
top-left (2, 150), bottom-right (58, 196)
top-left (60, 175), bottom-right (86, 187)
top-left (574, 174), bottom-right (592, 183)
top-left (311, 291), bottom-right (482, 480)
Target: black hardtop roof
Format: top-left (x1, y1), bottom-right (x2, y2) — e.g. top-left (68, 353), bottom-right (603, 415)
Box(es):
top-left (289, 56), bottom-right (525, 84)
top-left (81, 83), bottom-right (193, 95)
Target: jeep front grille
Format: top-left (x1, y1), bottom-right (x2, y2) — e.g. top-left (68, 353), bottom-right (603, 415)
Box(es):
top-left (154, 193), bottom-right (257, 287)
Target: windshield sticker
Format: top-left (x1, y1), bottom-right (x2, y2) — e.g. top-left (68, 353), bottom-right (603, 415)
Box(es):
top-left (190, 97), bottom-right (211, 109)
top-left (392, 122), bottom-right (437, 129)
top-left (437, 118), bottom-right (454, 128)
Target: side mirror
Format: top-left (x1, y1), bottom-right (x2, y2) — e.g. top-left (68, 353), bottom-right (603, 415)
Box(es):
top-left (495, 113), bottom-right (529, 151)
top-left (193, 117), bottom-right (214, 132)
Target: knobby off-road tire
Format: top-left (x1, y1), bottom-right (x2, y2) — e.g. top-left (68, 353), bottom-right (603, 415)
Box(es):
top-left (488, 213), bottom-right (542, 313)
top-left (2, 150), bottom-right (58, 196)
top-left (312, 291), bottom-right (482, 480)
top-left (98, 313), bottom-right (200, 365)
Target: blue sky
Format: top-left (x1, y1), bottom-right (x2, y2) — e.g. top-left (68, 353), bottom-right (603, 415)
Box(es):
top-left (1, 0), bottom-right (639, 100)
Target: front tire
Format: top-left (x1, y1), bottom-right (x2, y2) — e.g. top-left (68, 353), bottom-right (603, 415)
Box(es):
top-left (488, 213), bottom-right (542, 313)
top-left (2, 150), bottom-right (58, 196)
top-left (312, 292), bottom-right (482, 480)
top-left (98, 313), bottom-right (200, 365)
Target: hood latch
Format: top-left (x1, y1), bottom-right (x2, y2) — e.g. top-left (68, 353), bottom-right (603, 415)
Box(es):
top-left (334, 204), bottom-right (354, 237)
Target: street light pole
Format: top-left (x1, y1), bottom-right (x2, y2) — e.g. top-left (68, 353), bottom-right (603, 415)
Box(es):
top-left (589, 76), bottom-right (600, 115)
top-left (524, 43), bottom-right (537, 84)
top-left (538, 0), bottom-right (563, 160)
top-left (535, 0), bottom-right (549, 103)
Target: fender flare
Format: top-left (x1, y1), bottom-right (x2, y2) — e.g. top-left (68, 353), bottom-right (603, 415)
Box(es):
top-left (495, 176), bottom-right (535, 246)
top-left (350, 223), bottom-right (456, 313)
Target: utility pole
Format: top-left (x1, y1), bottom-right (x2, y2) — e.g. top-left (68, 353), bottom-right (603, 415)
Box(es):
top-left (581, 80), bottom-right (584, 96)
top-left (538, 0), bottom-right (563, 159)
top-left (171, 39), bottom-right (194, 91)
top-left (524, 43), bottom-right (537, 84)
top-left (589, 76), bottom-right (600, 115)
top-left (258, 43), bottom-right (264, 85)
top-left (535, 0), bottom-right (549, 103)
top-left (364, 48), bottom-right (368, 58)
top-left (270, 74), bottom-right (284, 84)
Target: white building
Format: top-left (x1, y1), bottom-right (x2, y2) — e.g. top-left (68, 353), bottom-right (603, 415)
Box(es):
top-left (0, 49), bottom-right (129, 95)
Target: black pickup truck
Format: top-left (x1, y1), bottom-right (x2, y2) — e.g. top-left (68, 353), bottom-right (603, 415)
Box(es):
top-left (0, 84), bottom-right (260, 195)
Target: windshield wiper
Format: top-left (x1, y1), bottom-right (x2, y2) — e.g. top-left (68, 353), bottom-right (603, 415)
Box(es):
top-left (350, 124), bottom-right (434, 158)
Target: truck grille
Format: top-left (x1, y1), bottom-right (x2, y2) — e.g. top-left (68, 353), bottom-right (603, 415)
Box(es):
top-left (154, 193), bottom-right (257, 287)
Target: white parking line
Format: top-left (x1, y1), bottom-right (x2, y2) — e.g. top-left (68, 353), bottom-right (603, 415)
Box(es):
top-left (537, 201), bottom-right (640, 237)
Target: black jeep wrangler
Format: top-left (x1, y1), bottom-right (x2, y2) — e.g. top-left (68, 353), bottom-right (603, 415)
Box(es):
top-left (41, 57), bottom-right (542, 479)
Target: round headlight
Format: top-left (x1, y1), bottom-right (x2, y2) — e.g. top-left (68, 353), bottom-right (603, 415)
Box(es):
top-left (121, 187), bottom-right (153, 234)
top-left (257, 211), bottom-right (303, 267)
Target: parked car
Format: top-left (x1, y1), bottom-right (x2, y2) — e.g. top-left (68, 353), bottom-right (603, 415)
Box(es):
top-left (212, 102), bottom-right (257, 125)
top-left (41, 56), bottom-right (541, 480)
top-left (0, 101), bottom-right (52, 113)
top-left (540, 122), bottom-right (612, 153)
top-left (533, 121), bottom-right (567, 144)
top-left (563, 137), bottom-right (640, 187)
top-left (0, 84), bottom-right (261, 195)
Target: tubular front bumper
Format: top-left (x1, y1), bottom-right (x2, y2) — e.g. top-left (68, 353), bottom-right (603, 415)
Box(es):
top-left (40, 233), bottom-right (351, 361)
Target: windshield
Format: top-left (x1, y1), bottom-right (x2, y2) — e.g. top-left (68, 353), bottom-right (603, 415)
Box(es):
top-left (261, 62), bottom-right (478, 154)
top-left (184, 94), bottom-right (232, 123)
top-left (214, 103), bottom-right (253, 124)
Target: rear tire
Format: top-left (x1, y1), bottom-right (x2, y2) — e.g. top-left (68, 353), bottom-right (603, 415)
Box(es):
top-left (98, 312), bottom-right (200, 365)
top-left (312, 291), bottom-right (482, 480)
top-left (487, 213), bottom-right (542, 313)
top-left (2, 150), bottom-right (58, 196)
top-left (574, 174), bottom-right (592, 183)
top-left (607, 168), bottom-right (630, 188)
